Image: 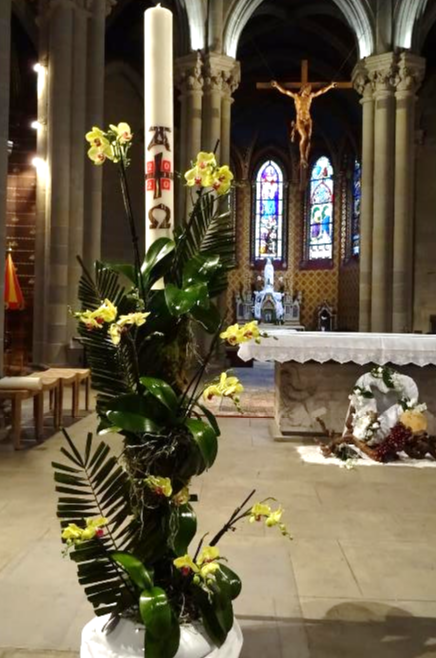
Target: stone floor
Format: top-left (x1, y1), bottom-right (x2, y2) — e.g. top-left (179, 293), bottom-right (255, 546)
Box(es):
top-left (1, 406), bottom-right (436, 657)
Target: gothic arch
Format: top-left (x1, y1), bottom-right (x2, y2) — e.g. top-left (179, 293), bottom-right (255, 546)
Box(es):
top-left (395, 0), bottom-right (429, 50)
top-left (223, 0), bottom-right (374, 60)
top-left (183, 0), bottom-right (206, 50)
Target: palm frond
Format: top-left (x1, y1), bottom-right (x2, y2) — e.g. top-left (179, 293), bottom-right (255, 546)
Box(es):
top-left (76, 258), bottom-right (137, 401)
top-left (77, 257), bottom-right (125, 311)
top-left (175, 193), bottom-right (236, 296)
top-left (53, 431), bottom-right (136, 616)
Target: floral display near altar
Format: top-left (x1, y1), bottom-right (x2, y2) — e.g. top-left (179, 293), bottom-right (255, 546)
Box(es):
top-left (52, 124), bottom-right (290, 658)
top-left (318, 365), bottom-right (436, 464)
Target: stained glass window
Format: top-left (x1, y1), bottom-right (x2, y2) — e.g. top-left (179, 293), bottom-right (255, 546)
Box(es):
top-left (253, 160), bottom-right (284, 262)
top-left (308, 156), bottom-right (334, 261)
top-left (352, 159), bottom-right (361, 256)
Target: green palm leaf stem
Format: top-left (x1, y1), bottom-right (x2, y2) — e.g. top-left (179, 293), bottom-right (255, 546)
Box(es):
top-left (53, 125), bottom-right (290, 658)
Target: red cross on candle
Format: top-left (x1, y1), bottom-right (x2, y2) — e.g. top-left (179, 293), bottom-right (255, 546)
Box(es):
top-left (146, 152), bottom-right (173, 199)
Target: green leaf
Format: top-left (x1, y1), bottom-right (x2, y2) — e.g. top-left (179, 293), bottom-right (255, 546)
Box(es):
top-left (185, 418), bottom-right (218, 471)
top-left (144, 615), bottom-right (180, 658)
top-left (165, 282), bottom-right (209, 317)
top-left (141, 238), bottom-right (175, 284)
top-left (190, 302), bottom-right (221, 333)
top-left (139, 586), bottom-right (172, 636)
top-left (106, 411), bottom-right (161, 434)
top-left (111, 552), bottom-right (153, 590)
top-left (183, 254), bottom-right (221, 287)
top-left (217, 564), bottom-right (242, 600)
top-left (196, 403), bottom-right (221, 437)
top-left (140, 377), bottom-right (178, 413)
top-left (169, 504), bottom-right (197, 556)
top-left (193, 587), bottom-right (227, 647)
top-left (103, 263), bottom-right (137, 285)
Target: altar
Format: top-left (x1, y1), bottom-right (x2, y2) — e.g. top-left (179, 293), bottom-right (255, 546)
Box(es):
top-left (238, 332), bottom-right (436, 440)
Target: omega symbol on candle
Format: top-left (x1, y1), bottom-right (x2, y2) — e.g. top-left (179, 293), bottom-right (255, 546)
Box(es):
top-left (148, 203), bottom-right (171, 230)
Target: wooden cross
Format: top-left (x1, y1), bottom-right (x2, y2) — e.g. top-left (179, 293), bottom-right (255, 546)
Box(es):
top-left (256, 59), bottom-right (353, 92)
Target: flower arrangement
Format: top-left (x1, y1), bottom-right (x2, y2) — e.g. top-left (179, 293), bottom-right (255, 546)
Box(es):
top-left (53, 124), bottom-right (290, 658)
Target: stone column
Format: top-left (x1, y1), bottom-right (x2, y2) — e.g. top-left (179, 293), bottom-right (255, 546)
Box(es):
top-left (175, 53), bottom-right (203, 217)
top-left (0, 0), bottom-right (11, 374)
top-left (392, 53), bottom-right (425, 333)
top-left (220, 59), bottom-right (240, 167)
top-left (33, 1), bottom-right (50, 364)
top-left (353, 63), bottom-right (375, 332)
top-left (202, 54), bottom-right (223, 159)
top-left (83, 0), bottom-right (109, 269)
top-left (67, 0), bottom-right (89, 339)
top-left (46, 0), bottom-right (74, 363)
top-left (367, 54), bottom-right (396, 333)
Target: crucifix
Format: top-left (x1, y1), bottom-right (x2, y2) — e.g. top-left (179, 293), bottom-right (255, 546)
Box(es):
top-left (257, 60), bottom-right (353, 171)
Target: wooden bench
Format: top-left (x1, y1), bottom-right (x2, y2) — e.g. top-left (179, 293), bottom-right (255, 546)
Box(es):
top-left (36, 368), bottom-right (91, 426)
top-left (0, 386), bottom-right (44, 450)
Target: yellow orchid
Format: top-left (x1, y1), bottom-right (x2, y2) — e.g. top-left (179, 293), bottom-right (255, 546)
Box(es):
top-left (197, 562), bottom-right (221, 582)
top-left (203, 372), bottom-right (243, 407)
top-left (95, 299), bottom-right (118, 323)
top-left (85, 126), bottom-right (108, 148)
top-left (61, 517), bottom-right (108, 546)
top-left (173, 546), bottom-right (221, 586)
top-left (185, 151), bottom-right (229, 191)
top-left (109, 122), bottom-right (133, 144)
top-left (220, 321), bottom-right (261, 346)
top-left (109, 323), bottom-right (122, 346)
top-left (172, 486), bottom-right (190, 506)
top-left (87, 143), bottom-right (114, 166)
top-left (249, 503), bottom-right (272, 523)
top-left (76, 310), bottom-right (105, 331)
top-left (117, 312), bottom-right (150, 328)
top-left (212, 165), bottom-right (234, 195)
top-left (173, 554), bottom-right (198, 575)
top-left (239, 320), bottom-right (261, 343)
top-left (265, 506), bottom-right (284, 527)
top-left (197, 151), bottom-right (217, 170)
top-left (249, 503), bottom-right (291, 538)
top-left (144, 475), bottom-right (173, 498)
top-left (218, 372), bottom-right (244, 398)
top-left (219, 323), bottom-right (241, 346)
top-left (197, 545), bottom-right (220, 565)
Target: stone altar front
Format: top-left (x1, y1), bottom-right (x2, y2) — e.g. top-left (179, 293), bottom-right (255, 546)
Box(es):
top-left (238, 332), bottom-right (436, 439)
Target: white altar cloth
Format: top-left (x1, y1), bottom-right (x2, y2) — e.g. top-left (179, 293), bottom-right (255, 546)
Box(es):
top-left (238, 331), bottom-right (436, 367)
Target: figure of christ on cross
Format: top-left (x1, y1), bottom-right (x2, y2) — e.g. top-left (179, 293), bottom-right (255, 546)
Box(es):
top-left (271, 80), bottom-right (336, 168)
top-left (257, 60), bottom-right (353, 170)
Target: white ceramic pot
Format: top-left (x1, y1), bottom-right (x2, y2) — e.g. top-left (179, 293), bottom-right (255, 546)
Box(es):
top-left (81, 614), bottom-right (243, 658)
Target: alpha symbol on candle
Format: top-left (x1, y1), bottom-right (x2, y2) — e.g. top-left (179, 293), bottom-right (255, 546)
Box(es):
top-left (147, 126), bottom-right (172, 152)
top-left (146, 152), bottom-right (173, 199)
top-left (149, 203), bottom-right (171, 230)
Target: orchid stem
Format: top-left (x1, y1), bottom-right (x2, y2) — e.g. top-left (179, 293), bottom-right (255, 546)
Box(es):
top-left (209, 489), bottom-right (256, 546)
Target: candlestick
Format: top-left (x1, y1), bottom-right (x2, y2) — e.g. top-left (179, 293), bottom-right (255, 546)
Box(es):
top-left (144, 4), bottom-right (174, 255)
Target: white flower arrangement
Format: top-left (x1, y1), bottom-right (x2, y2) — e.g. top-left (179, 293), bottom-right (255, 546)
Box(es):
top-left (352, 410), bottom-right (381, 442)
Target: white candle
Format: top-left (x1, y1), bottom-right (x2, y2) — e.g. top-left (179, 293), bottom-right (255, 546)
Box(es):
top-left (144, 4), bottom-right (174, 253)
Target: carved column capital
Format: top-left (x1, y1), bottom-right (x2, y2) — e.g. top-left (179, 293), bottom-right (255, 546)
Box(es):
top-left (175, 52), bottom-right (204, 94)
top-left (352, 61), bottom-right (372, 100)
top-left (203, 53), bottom-right (240, 96)
top-left (394, 52), bottom-right (425, 95)
top-left (85, 0), bottom-right (115, 16)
